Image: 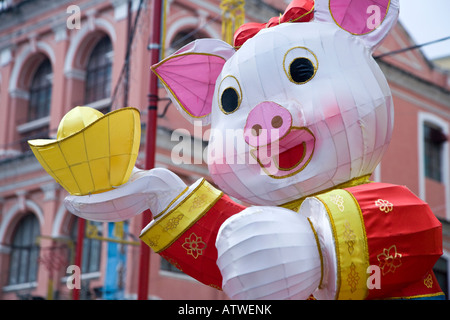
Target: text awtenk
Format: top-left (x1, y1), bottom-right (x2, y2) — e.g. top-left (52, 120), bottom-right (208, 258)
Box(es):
top-left (221, 304), bottom-right (272, 315)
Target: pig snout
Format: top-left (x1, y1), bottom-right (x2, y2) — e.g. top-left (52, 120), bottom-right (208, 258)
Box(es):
top-left (244, 102), bottom-right (293, 147)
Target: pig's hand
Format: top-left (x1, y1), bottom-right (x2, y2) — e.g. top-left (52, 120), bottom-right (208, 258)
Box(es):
top-left (216, 206), bottom-right (323, 300)
top-left (64, 167), bottom-right (187, 222)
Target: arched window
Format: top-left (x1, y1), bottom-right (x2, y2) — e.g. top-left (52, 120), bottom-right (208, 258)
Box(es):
top-left (84, 36), bottom-right (113, 107)
top-left (8, 213), bottom-right (41, 286)
top-left (28, 58), bottom-right (52, 122)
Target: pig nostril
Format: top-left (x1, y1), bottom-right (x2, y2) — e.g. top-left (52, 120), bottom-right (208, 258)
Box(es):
top-left (252, 124), bottom-right (262, 136)
top-left (271, 116), bottom-right (283, 128)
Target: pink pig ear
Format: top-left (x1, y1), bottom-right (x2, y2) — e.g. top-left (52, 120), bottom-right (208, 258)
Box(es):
top-left (152, 39), bottom-right (235, 126)
top-left (314, 0), bottom-right (399, 51)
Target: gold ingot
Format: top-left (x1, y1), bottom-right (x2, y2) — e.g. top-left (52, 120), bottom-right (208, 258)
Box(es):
top-left (28, 106), bottom-right (141, 195)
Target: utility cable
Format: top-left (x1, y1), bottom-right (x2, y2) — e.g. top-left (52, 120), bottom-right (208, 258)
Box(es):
top-left (374, 35), bottom-right (450, 59)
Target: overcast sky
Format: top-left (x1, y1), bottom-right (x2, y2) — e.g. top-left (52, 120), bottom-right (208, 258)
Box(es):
top-left (398, 0), bottom-right (450, 60)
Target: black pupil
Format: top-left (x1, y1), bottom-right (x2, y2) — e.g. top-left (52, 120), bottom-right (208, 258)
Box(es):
top-left (290, 58), bottom-right (315, 83)
top-left (221, 88), bottom-right (239, 113)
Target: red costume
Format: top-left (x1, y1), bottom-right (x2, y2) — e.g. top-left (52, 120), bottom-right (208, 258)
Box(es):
top-left (140, 179), bottom-right (444, 299)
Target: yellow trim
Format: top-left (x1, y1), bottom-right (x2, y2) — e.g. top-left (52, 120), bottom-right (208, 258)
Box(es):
top-left (161, 0), bottom-right (167, 59)
top-left (280, 175), bottom-right (371, 212)
top-left (289, 5), bottom-right (314, 23)
top-left (388, 292), bottom-right (446, 300)
top-left (85, 220), bottom-right (140, 246)
top-left (315, 189), bottom-right (370, 300)
top-left (307, 218), bottom-right (324, 288)
top-left (153, 186), bottom-right (189, 219)
top-left (220, 0), bottom-right (245, 45)
top-left (139, 179), bottom-right (223, 253)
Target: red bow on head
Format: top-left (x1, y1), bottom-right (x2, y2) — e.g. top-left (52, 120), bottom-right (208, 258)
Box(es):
top-left (233, 0), bottom-right (315, 49)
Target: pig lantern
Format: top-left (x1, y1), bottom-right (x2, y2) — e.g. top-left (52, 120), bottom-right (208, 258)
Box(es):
top-left (59, 0), bottom-right (445, 300)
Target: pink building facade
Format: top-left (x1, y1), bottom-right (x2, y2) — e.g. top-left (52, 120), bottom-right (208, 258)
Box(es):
top-left (0, 0), bottom-right (448, 300)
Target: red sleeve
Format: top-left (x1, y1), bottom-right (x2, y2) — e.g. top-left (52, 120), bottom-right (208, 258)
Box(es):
top-left (346, 183), bottom-right (443, 299)
top-left (140, 179), bottom-right (246, 289)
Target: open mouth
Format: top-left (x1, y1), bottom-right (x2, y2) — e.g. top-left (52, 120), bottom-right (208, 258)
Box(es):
top-left (250, 127), bottom-right (315, 178)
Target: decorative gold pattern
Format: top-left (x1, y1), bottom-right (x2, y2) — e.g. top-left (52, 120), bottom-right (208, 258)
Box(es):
top-left (424, 274), bottom-right (433, 289)
top-left (189, 194), bottom-right (209, 212)
top-left (347, 263), bottom-right (360, 294)
top-left (146, 235), bottom-right (161, 248)
top-left (343, 222), bottom-right (356, 255)
top-left (377, 245), bottom-right (402, 275)
top-left (182, 233), bottom-right (207, 259)
top-left (163, 214), bottom-right (184, 232)
top-left (330, 194), bottom-right (345, 212)
top-left (375, 199), bottom-right (393, 213)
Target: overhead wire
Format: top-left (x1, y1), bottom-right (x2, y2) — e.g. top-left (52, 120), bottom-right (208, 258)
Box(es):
top-left (110, 0), bottom-right (146, 108)
top-left (374, 35), bottom-right (450, 59)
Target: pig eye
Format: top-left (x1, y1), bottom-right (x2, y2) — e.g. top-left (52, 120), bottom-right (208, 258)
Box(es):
top-left (289, 58), bottom-right (315, 83)
top-left (221, 88), bottom-right (239, 113)
top-left (284, 47), bottom-right (318, 85)
top-left (218, 75), bottom-right (242, 114)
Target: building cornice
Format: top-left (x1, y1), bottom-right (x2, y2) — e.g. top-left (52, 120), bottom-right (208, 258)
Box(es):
top-left (378, 58), bottom-right (450, 113)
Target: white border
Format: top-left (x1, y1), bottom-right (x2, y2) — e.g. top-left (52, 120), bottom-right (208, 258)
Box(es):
top-left (418, 111), bottom-right (450, 220)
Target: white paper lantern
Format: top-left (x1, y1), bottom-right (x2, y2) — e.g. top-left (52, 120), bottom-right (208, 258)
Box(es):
top-left (216, 206), bottom-right (322, 299)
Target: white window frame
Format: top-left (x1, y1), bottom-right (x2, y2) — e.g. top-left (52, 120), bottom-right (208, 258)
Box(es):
top-left (418, 112), bottom-right (450, 220)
